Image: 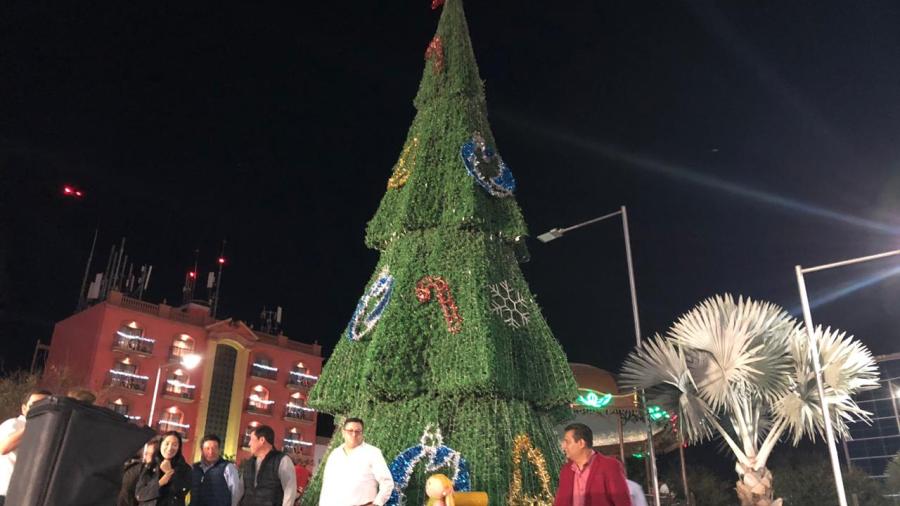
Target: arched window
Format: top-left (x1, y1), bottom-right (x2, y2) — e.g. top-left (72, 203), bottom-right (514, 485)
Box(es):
top-left (108, 398), bottom-right (129, 416)
top-left (169, 334), bottom-right (195, 360)
top-left (109, 358), bottom-right (148, 392)
top-left (284, 392), bottom-right (314, 421)
top-left (247, 385), bottom-right (273, 414)
top-left (250, 354), bottom-right (278, 380)
top-left (159, 406), bottom-right (188, 438)
top-left (283, 427), bottom-right (313, 455)
top-left (242, 421), bottom-right (261, 448)
top-left (164, 369), bottom-right (196, 400)
top-left (114, 321), bottom-right (155, 354)
top-left (288, 361), bottom-right (317, 389)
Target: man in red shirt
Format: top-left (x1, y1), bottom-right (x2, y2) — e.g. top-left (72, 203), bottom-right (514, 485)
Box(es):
top-left (554, 423), bottom-right (631, 506)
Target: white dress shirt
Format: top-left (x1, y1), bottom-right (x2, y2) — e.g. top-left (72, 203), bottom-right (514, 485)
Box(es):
top-left (319, 442), bottom-right (394, 506)
top-left (627, 479), bottom-right (649, 506)
top-left (0, 416), bottom-right (24, 496)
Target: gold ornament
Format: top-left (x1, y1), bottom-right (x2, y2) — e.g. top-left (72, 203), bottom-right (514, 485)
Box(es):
top-left (507, 434), bottom-right (554, 506)
top-left (387, 137), bottom-right (419, 189)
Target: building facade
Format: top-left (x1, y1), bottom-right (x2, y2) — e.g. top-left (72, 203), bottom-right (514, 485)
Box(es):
top-left (45, 290), bottom-right (322, 463)
top-left (846, 353), bottom-right (900, 480)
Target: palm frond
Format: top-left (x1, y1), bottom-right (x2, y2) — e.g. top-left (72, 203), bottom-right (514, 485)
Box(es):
top-left (772, 325), bottom-right (878, 444)
top-left (668, 294), bottom-right (795, 409)
top-left (620, 334), bottom-right (714, 442)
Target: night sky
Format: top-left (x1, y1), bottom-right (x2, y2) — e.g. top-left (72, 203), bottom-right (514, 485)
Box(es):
top-left (3, 1), bottom-right (900, 468)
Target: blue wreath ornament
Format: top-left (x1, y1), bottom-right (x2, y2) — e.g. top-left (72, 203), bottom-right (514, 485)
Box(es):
top-left (460, 132), bottom-right (516, 197)
top-left (386, 425), bottom-right (471, 506)
top-left (346, 268), bottom-right (395, 342)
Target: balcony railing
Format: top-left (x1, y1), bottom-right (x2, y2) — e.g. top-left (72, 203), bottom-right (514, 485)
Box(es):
top-left (286, 371), bottom-right (318, 390)
top-left (246, 400), bottom-right (274, 416)
top-left (113, 331), bottom-right (155, 355)
top-left (283, 435), bottom-right (314, 455)
top-left (158, 420), bottom-right (190, 440)
top-left (283, 403), bottom-right (315, 422)
top-left (250, 363), bottom-right (278, 381)
top-left (107, 370), bottom-right (149, 392)
top-left (164, 380), bottom-right (196, 401)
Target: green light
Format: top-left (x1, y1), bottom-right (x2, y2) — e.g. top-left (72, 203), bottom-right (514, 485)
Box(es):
top-left (647, 405), bottom-right (670, 421)
top-left (575, 389), bottom-right (613, 410)
top-left (632, 452), bottom-right (645, 459)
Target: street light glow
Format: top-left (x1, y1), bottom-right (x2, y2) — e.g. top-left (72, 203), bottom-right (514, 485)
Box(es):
top-left (180, 353), bottom-right (202, 370)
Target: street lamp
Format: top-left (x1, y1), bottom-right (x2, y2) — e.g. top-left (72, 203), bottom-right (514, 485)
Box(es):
top-left (538, 205), bottom-right (663, 506)
top-left (148, 353), bottom-right (203, 430)
top-left (795, 248), bottom-right (900, 506)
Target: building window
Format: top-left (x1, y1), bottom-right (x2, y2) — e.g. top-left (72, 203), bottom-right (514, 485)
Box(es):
top-left (247, 385), bottom-right (273, 415)
top-left (242, 421), bottom-right (261, 448)
top-left (283, 428), bottom-right (313, 455)
top-left (287, 362), bottom-right (317, 390)
top-left (169, 334), bottom-right (195, 360)
top-left (113, 322), bottom-right (155, 355)
top-left (250, 354), bottom-right (278, 380)
top-left (108, 359), bottom-right (149, 392)
top-left (284, 392), bottom-right (315, 422)
top-left (203, 344), bottom-right (237, 446)
top-left (108, 398), bottom-right (129, 415)
top-left (159, 406), bottom-right (189, 439)
top-left (164, 369), bottom-right (196, 400)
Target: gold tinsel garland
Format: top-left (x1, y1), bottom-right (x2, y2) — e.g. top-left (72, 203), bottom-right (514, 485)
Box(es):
top-left (387, 137), bottom-right (419, 189)
top-left (507, 434), bottom-right (554, 506)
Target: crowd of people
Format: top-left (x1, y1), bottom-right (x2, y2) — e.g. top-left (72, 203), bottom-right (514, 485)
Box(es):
top-left (0, 388), bottom-right (646, 506)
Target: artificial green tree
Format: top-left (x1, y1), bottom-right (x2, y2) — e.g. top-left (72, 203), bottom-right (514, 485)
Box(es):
top-left (302, 1), bottom-right (577, 504)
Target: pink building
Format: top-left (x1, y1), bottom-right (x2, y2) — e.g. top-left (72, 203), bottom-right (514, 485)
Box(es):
top-left (45, 290), bottom-right (322, 462)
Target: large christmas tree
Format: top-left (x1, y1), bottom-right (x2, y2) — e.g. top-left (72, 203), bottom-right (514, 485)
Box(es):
top-left (303, 1), bottom-right (577, 504)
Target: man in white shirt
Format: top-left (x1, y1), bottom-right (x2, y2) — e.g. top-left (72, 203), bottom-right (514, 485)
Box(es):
top-left (319, 418), bottom-right (394, 506)
top-left (626, 479), bottom-right (648, 506)
top-left (239, 425), bottom-right (297, 506)
top-left (0, 389), bottom-right (51, 505)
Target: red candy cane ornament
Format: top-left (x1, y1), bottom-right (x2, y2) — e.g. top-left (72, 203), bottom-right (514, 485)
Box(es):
top-left (415, 276), bottom-right (463, 334)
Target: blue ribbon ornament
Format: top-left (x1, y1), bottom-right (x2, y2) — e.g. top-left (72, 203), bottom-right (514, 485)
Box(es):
top-left (460, 132), bottom-right (516, 197)
top-left (386, 425), bottom-right (471, 506)
top-left (346, 268), bottom-right (395, 342)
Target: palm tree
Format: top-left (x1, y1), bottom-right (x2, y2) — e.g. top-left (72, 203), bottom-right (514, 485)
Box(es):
top-left (620, 294), bottom-right (879, 506)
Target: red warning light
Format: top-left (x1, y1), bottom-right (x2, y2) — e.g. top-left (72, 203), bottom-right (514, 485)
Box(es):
top-left (218, 257), bottom-right (226, 265)
top-left (62, 185), bottom-right (85, 198)
top-left (188, 271), bottom-right (196, 279)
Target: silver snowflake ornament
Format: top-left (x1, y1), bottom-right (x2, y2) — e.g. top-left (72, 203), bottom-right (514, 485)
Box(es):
top-left (488, 280), bottom-right (530, 328)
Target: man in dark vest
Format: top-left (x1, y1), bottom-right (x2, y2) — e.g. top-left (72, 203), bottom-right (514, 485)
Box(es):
top-left (192, 434), bottom-right (243, 506)
top-left (240, 425), bottom-right (297, 506)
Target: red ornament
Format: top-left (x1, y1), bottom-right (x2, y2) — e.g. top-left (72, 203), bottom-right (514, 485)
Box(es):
top-left (416, 275), bottom-right (462, 334)
top-left (431, 0), bottom-right (444, 9)
top-left (424, 36), bottom-right (444, 74)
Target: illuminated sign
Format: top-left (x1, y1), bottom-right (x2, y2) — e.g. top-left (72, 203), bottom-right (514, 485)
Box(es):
top-left (575, 388), bottom-right (613, 410)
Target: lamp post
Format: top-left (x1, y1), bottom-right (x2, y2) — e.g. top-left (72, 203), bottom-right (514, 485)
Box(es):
top-left (795, 248), bottom-right (900, 506)
top-left (148, 353), bottom-right (203, 430)
top-left (538, 205), bottom-right (663, 506)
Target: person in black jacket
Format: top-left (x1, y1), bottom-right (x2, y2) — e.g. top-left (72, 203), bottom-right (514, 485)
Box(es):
top-left (118, 437), bottom-right (160, 506)
top-left (136, 431), bottom-right (192, 506)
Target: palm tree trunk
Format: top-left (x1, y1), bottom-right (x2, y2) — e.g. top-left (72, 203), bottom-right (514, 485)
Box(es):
top-left (735, 464), bottom-right (783, 506)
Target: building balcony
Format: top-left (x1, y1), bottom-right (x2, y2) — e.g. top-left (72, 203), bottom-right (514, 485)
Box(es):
top-left (112, 332), bottom-right (155, 356)
top-left (286, 371), bottom-right (318, 390)
top-left (250, 363), bottom-right (278, 381)
top-left (158, 420), bottom-right (190, 440)
top-left (283, 403), bottom-right (315, 423)
top-left (107, 370), bottom-right (149, 393)
top-left (163, 382), bottom-right (196, 402)
top-left (246, 400), bottom-right (274, 416)
top-left (283, 435), bottom-right (314, 455)
top-left (168, 345), bottom-right (195, 361)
